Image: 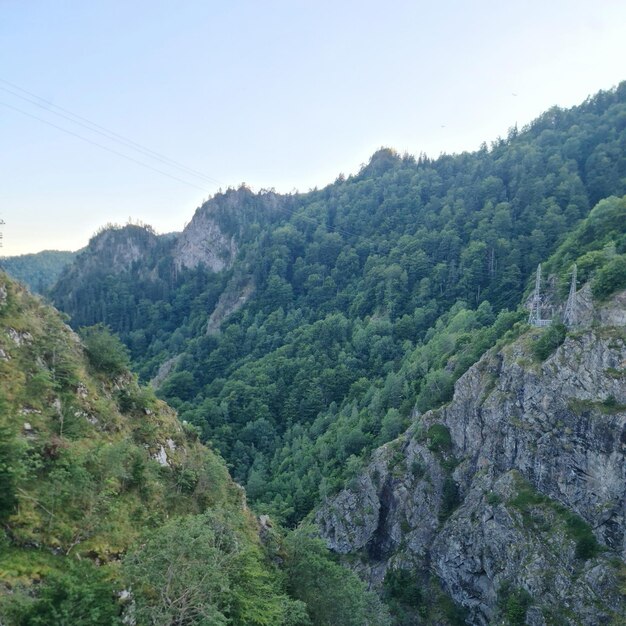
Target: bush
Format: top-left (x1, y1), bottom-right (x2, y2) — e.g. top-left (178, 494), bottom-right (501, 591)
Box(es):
top-left (123, 509), bottom-right (295, 626)
top-left (532, 322), bottom-right (566, 361)
top-left (564, 512), bottom-right (600, 560)
top-left (283, 529), bottom-right (391, 626)
top-left (383, 569), bottom-right (422, 608)
top-left (80, 324), bottom-right (130, 376)
top-left (500, 586), bottom-right (532, 626)
top-left (426, 424), bottom-right (452, 453)
top-left (592, 254), bottom-right (626, 300)
top-left (4, 561), bottom-right (122, 625)
top-left (439, 476), bottom-right (460, 522)
top-left (0, 426), bottom-right (18, 523)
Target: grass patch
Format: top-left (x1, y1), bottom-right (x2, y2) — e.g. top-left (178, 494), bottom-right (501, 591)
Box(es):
top-left (486, 491), bottom-right (502, 506)
top-left (568, 397), bottom-right (626, 415)
top-left (605, 367), bottom-right (626, 379)
top-left (509, 476), bottom-right (600, 560)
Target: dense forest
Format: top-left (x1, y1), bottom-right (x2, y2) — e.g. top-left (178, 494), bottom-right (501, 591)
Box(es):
top-left (0, 250), bottom-right (77, 294)
top-left (0, 272), bottom-right (393, 625)
top-left (50, 82), bottom-right (626, 527)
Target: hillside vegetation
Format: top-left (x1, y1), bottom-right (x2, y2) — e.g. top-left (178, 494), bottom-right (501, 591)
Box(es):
top-left (0, 250), bottom-right (77, 294)
top-left (50, 82), bottom-right (626, 526)
top-left (0, 272), bottom-right (389, 625)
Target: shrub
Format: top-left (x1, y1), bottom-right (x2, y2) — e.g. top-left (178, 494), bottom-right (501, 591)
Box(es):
top-left (383, 569), bottom-right (422, 608)
top-left (427, 424), bottom-right (452, 453)
top-left (5, 561), bottom-right (123, 625)
top-left (532, 322), bottom-right (566, 361)
top-left (499, 586), bottom-right (532, 626)
top-left (592, 254), bottom-right (626, 300)
top-left (80, 324), bottom-right (130, 376)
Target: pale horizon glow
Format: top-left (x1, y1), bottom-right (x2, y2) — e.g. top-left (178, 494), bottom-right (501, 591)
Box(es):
top-left (1, 0), bottom-right (626, 255)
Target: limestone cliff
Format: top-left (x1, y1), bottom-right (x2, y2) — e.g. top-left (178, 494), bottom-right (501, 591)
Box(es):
top-left (317, 289), bottom-right (626, 625)
top-left (173, 186), bottom-right (285, 272)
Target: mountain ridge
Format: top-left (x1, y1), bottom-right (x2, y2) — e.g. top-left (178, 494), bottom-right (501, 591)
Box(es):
top-left (48, 82), bottom-right (626, 529)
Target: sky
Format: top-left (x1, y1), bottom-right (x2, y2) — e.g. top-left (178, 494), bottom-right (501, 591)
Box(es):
top-left (1, 0), bottom-right (626, 256)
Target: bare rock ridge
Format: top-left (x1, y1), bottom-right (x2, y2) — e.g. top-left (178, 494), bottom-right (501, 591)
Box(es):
top-left (58, 187), bottom-right (281, 280)
top-left (173, 186), bottom-right (286, 272)
top-left (173, 201), bottom-right (238, 272)
top-left (317, 288), bottom-right (626, 625)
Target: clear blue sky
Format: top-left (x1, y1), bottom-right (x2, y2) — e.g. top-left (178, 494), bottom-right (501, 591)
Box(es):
top-left (2, 0), bottom-right (626, 255)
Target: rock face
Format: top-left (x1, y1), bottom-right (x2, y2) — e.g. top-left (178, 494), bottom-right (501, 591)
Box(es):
top-left (174, 204), bottom-right (237, 272)
top-left (174, 187), bottom-right (284, 272)
top-left (317, 290), bottom-right (626, 625)
top-left (89, 226), bottom-right (159, 270)
top-left (206, 274), bottom-right (254, 335)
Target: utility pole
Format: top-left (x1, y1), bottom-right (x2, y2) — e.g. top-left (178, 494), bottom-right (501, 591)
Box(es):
top-left (528, 264), bottom-right (552, 327)
top-left (563, 264), bottom-right (577, 327)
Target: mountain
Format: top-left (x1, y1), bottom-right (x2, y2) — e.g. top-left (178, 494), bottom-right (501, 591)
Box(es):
top-left (49, 82), bottom-right (626, 529)
top-left (0, 272), bottom-right (390, 625)
top-left (312, 196), bottom-right (626, 624)
top-left (316, 282), bottom-right (626, 625)
top-left (0, 250), bottom-right (77, 294)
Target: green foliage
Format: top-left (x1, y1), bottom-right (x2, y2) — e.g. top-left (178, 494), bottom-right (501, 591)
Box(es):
top-left (282, 529), bottom-right (391, 626)
top-left (51, 83), bottom-right (626, 525)
top-left (383, 568), bottom-right (422, 608)
top-left (509, 476), bottom-right (600, 560)
top-left (0, 250), bottom-right (76, 294)
top-left (439, 476), bottom-right (460, 522)
top-left (0, 273), bottom-right (257, 623)
top-left (381, 573), bottom-right (467, 626)
top-left (0, 424), bottom-right (19, 523)
top-left (544, 195), bottom-right (626, 303)
top-left (563, 511), bottom-right (601, 559)
top-left (498, 584), bottom-right (532, 626)
top-left (80, 324), bottom-right (130, 376)
top-left (545, 195), bottom-right (626, 281)
top-left (1, 560), bottom-right (122, 626)
top-left (567, 396), bottom-right (626, 415)
top-left (123, 509), bottom-right (297, 626)
top-left (426, 424), bottom-right (452, 453)
top-left (486, 491), bottom-right (502, 506)
top-left (592, 254), bottom-right (626, 300)
top-left (532, 322), bottom-right (566, 361)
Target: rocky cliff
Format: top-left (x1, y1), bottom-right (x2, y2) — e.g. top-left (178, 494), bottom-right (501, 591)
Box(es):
top-left (173, 186), bottom-right (285, 271)
top-left (317, 288), bottom-right (626, 625)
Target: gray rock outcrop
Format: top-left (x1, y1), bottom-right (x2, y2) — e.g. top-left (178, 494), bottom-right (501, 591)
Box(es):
top-left (317, 290), bottom-right (626, 625)
top-left (173, 187), bottom-right (284, 272)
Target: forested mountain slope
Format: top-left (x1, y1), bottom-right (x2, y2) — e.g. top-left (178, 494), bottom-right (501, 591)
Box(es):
top-left (0, 272), bottom-right (390, 625)
top-left (50, 82), bottom-right (626, 526)
top-left (317, 282), bottom-right (626, 625)
top-left (0, 250), bottom-right (76, 294)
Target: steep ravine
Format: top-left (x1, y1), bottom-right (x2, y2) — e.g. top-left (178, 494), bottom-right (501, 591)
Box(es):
top-left (317, 289), bottom-right (626, 625)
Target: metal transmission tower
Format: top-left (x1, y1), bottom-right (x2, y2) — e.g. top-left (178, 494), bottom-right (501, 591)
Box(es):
top-left (563, 264), bottom-right (578, 327)
top-left (528, 264), bottom-right (552, 327)
top-left (0, 218), bottom-right (4, 249)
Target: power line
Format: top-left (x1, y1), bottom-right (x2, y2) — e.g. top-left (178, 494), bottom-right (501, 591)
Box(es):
top-left (0, 78), bottom-right (221, 186)
top-left (0, 99), bottom-right (213, 193)
top-left (0, 80), bottom-right (356, 239)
